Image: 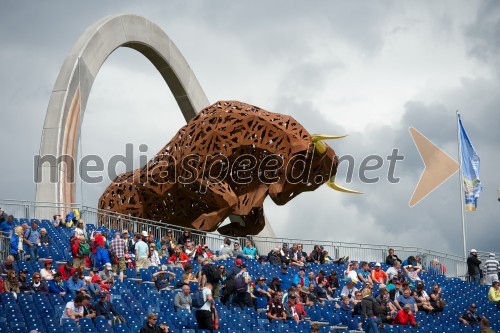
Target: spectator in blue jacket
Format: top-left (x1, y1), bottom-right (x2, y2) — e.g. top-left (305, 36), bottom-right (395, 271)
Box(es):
top-left (0, 215), bottom-right (14, 236)
top-left (242, 239), bottom-right (258, 259)
top-left (67, 272), bottom-right (88, 298)
top-left (0, 255), bottom-right (18, 276)
top-left (96, 243), bottom-right (111, 270)
top-left (292, 267), bottom-right (309, 288)
top-left (10, 226), bottom-right (24, 261)
top-left (48, 272), bottom-right (67, 297)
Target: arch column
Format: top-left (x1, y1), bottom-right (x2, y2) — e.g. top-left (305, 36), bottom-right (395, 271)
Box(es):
top-left (35, 14), bottom-right (209, 205)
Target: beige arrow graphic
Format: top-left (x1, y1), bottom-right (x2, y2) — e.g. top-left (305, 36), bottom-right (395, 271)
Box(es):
top-left (409, 127), bottom-right (460, 207)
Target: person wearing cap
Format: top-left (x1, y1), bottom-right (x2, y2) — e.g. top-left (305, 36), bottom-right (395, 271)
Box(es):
top-left (0, 255), bottom-right (18, 276)
top-left (18, 269), bottom-right (32, 292)
top-left (48, 272), bottom-right (66, 297)
top-left (58, 259), bottom-right (76, 281)
top-left (254, 276), bottom-right (272, 299)
top-left (392, 304), bottom-right (417, 327)
top-left (484, 253), bottom-right (499, 286)
top-left (488, 281), bottom-right (500, 310)
top-left (153, 267), bottom-right (176, 292)
top-left (268, 276), bottom-right (282, 294)
top-left (467, 249), bottom-right (482, 284)
top-left (459, 303), bottom-right (482, 326)
top-left (341, 279), bottom-right (359, 302)
top-left (403, 264), bottom-right (422, 284)
top-left (67, 272), bottom-right (87, 298)
top-left (267, 290), bottom-right (286, 321)
top-left (371, 263), bottom-right (388, 284)
top-left (135, 232), bottom-right (150, 272)
top-left (40, 260), bottom-right (55, 281)
top-left (110, 232), bottom-right (126, 282)
top-left (31, 272), bottom-right (48, 294)
top-left (23, 220), bottom-right (41, 262)
top-left (284, 292), bottom-right (301, 324)
top-left (99, 263), bottom-right (115, 285)
top-left (233, 263), bottom-right (254, 308)
top-left (292, 267), bottom-right (309, 288)
top-left (95, 291), bottom-right (125, 324)
top-left (242, 239), bottom-right (258, 260)
top-left (278, 265), bottom-right (291, 291)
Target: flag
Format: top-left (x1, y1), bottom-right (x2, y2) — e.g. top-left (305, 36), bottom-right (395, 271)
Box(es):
top-left (458, 114), bottom-right (482, 211)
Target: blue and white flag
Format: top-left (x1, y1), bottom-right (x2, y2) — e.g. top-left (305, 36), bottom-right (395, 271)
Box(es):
top-left (458, 114), bottom-right (482, 211)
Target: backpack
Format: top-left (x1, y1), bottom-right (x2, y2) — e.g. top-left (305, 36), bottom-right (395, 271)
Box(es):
top-left (234, 273), bottom-right (250, 293)
top-left (191, 289), bottom-right (207, 308)
top-left (203, 264), bottom-right (221, 284)
top-left (78, 241), bottom-right (90, 256)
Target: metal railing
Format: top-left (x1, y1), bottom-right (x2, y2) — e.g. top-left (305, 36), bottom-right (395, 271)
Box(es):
top-left (0, 198), bottom-right (476, 277)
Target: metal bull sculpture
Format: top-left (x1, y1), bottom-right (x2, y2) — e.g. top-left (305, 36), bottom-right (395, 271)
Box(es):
top-left (98, 101), bottom-right (359, 236)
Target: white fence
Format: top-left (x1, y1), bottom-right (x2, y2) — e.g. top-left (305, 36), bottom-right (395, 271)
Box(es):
top-left (0, 199), bottom-right (480, 277)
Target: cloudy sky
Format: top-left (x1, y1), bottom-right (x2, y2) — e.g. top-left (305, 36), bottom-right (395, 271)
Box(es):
top-left (1, 1), bottom-right (499, 255)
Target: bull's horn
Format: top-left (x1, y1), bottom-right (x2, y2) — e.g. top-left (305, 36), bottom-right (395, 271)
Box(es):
top-left (313, 140), bottom-right (327, 155)
top-left (326, 176), bottom-right (362, 194)
top-left (311, 134), bottom-right (347, 142)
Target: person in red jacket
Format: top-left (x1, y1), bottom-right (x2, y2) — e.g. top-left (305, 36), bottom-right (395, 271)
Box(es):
top-left (58, 260), bottom-right (76, 281)
top-left (393, 304), bottom-right (418, 328)
top-left (167, 246), bottom-right (190, 268)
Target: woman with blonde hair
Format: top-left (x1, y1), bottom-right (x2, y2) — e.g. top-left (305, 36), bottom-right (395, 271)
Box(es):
top-left (9, 226), bottom-right (24, 261)
top-left (4, 270), bottom-right (20, 293)
top-left (360, 287), bottom-right (381, 332)
top-left (75, 219), bottom-right (87, 238)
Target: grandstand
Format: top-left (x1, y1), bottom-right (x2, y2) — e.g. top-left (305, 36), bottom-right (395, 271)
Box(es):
top-left (0, 200), bottom-right (498, 333)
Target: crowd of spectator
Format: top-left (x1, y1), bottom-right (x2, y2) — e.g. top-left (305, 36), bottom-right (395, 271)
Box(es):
top-left (0, 207), bottom-right (499, 333)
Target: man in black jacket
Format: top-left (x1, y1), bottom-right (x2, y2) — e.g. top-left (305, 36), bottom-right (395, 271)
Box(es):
top-left (467, 249), bottom-right (482, 284)
top-left (95, 292), bottom-right (125, 324)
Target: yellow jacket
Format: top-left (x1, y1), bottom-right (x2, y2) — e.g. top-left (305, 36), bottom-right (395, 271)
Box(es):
top-left (488, 286), bottom-right (500, 302)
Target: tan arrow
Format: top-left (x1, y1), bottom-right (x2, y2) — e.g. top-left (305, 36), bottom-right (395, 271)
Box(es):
top-left (409, 127), bottom-right (460, 207)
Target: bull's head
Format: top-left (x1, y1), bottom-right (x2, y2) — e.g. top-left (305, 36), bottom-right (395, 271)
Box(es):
top-left (269, 133), bottom-right (361, 205)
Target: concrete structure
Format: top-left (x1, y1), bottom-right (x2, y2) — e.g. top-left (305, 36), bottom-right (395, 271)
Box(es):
top-left (35, 14), bottom-right (209, 206)
top-left (34, 14), bottom-right (276, 237)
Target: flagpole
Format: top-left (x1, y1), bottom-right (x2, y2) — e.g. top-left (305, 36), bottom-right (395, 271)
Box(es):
top-left (456, 110), bottom-right (467, 258)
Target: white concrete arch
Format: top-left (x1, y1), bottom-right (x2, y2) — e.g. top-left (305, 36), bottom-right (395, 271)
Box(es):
top-left (35, 14), bottom-right (210, 205)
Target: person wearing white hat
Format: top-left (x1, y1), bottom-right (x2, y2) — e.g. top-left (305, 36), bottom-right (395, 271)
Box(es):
top-left (467, 249), bottom-right (482, 284)
top-left (484, 253), bottom-right (499, 285)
